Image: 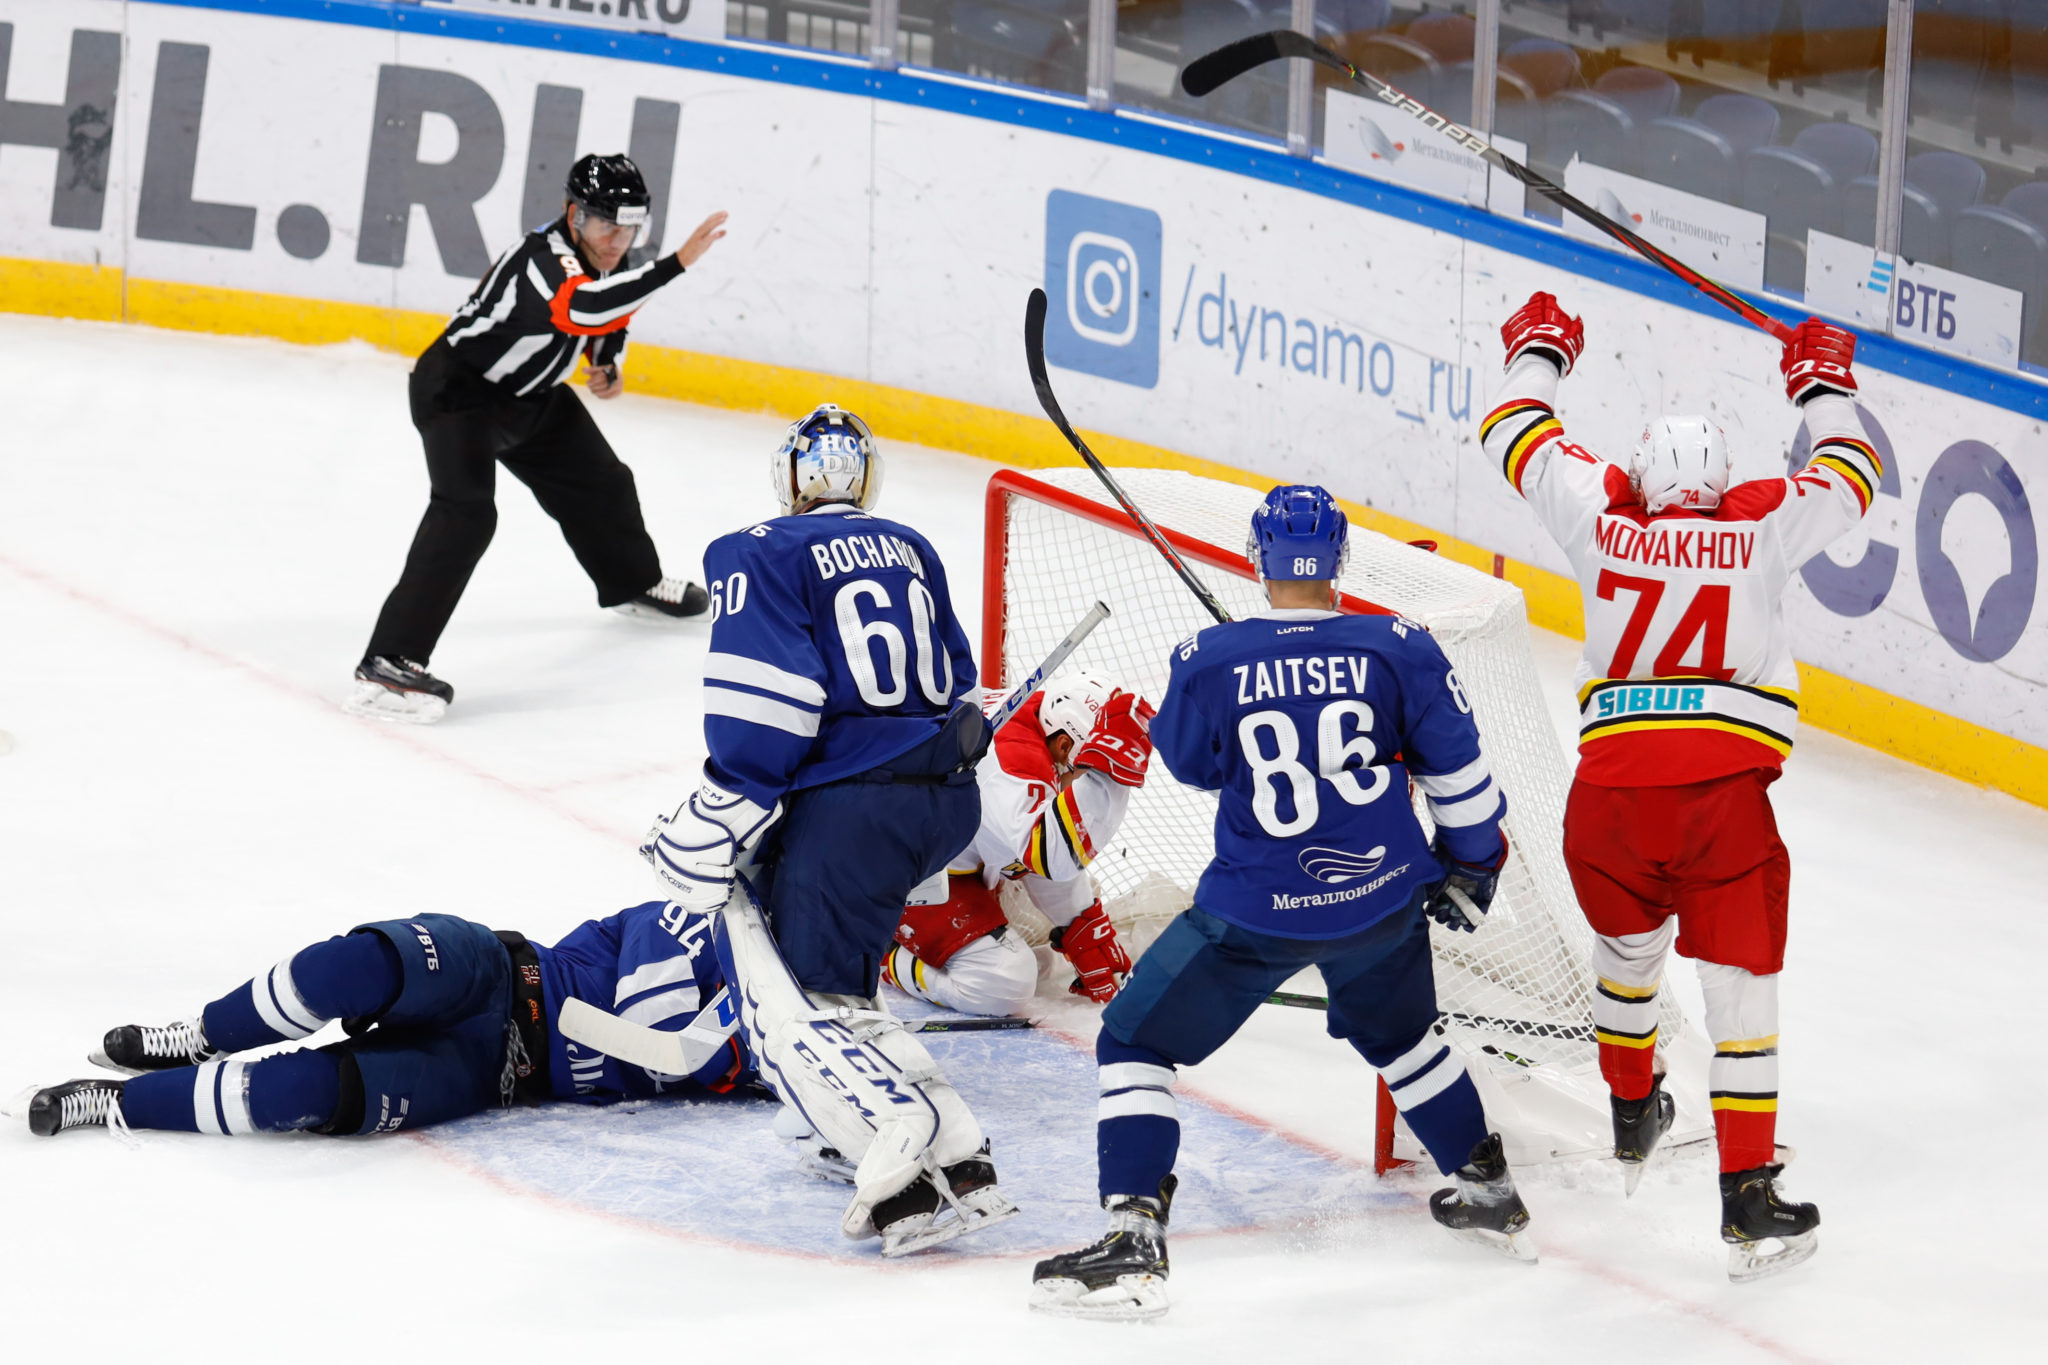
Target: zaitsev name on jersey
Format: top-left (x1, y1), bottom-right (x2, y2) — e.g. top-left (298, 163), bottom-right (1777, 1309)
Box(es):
top-left (807, 531), bottom-right (929, 582)
top-left (1595, 520), bottom-right (1759, 572)
top-left (1231, 650), bottom-right (1383, 704)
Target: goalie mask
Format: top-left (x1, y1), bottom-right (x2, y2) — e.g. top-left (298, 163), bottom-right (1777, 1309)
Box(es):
top-left (1039, 671), bottom-right (1115, 750)
top-left (1248, 484), bottom-right (1349, 583)
top-left (1633, 416), bottom-right (1730, 514)
top-left (772, 404), bottom-right (883, 515)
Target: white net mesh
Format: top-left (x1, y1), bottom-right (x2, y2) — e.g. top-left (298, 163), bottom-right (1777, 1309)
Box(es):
top-left (990, 469), bottom-right (1694, 1156)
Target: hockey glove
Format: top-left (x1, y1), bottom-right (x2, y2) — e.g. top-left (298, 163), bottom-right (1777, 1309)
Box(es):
top-left (1421, 837), bottom-right (1504, 935)
top-left (1780, 317), bottom-right (1858, 405)
top-left (641, 778), bottom-right (780, 912)
top-left (1050, 901), bottom-right (1132, 1003)
top-left (1072, 691), bottom-right (1157, 788)
top-left (1501, 291), bottom-right (1585, 377)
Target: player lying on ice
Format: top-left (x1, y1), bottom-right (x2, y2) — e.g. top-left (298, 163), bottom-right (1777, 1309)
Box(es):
top-left (1031, 485), bottom-right (1534, 1321)
top-left (882, 670), bottom-right (1153, 1016)
top-left (642, 404), bottom-right (1015, 1258)
top-left (1480, 295), bottom-right (1874, 1282)
top-left (19, 900), bottom-right (748, 1139)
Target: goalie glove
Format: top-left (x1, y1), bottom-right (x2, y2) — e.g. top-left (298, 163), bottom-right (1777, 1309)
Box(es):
top-left (1421, 835), bottom-right (1505, 935)
top-left (1501, 291), bottom-right (1585, 377)
top-left (1779, 316), bottom-right (1857, 405)
top-left (1072, 690), bottom-right (1156, 788)
top-left (1049, 900), bottom-right (1132, 1003)
top-left (641, 777), bottom-right (780, 912)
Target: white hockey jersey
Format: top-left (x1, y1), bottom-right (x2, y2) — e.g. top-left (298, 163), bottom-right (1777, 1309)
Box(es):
top-left (1479, 355), bottom-right (1881, 787)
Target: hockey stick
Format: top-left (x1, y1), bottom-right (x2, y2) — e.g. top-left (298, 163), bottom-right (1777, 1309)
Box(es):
top-left (1024, 289), bottom-right (1234, 625)
top-left (558, 994), bottom-right (1034, 1074)
top-left (986, 599), bottom-right (1114, 735)
top-left (1180, 31), bottom-right (1793, 344)
top-left (1263, 991), bottom-right (1598, 1044)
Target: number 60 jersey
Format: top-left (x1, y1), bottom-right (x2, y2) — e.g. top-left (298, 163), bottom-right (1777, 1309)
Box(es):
top-left (697, 504), bottom-right (977, 813)
top-left (1153, 608), bottom-right (1507, 939)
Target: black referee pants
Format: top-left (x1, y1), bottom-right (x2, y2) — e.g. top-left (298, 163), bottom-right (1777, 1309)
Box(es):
top-left (364, 347), bottom-right (662, 665)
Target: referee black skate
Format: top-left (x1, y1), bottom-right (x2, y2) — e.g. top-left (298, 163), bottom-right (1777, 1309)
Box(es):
top-left (348, 153), bottom-right (727, 723)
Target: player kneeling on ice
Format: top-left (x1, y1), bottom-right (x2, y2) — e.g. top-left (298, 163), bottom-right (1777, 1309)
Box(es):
top-left (643, 404), bottom-right (1015, 1257)
top-left (1031, 486), bottom-right (1532, 1321)
top-left (1481, 296), bottom-right (1864, 1281)
top-left (883, 671), bottom-right (1152, 1015)
top-left (18, 900), bottom-right (748, 1140)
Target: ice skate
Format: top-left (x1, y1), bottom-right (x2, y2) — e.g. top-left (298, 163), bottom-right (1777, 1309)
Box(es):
top-left (872, 1143), bottom-right (1020, 1258)
top-left (612, 576), bottom-right (709, 622)
top-left (91, 1018), bottom-right (218, 1075)
top-left (771, 1105), bottom-right (857, 1184)
top-left (25, 1079), bottom-right (128, 1137)
top-left (1029, 1175), bottom-right (1175, 1320)
top-left (1613, 1073), bottom-right (1676, 1196)
top-left (1721, 1163), bottom-right (1819, 1283)
top-left (343, 655), bottom-right (452, 724)
top-left (1429, 1133), bottom-right (1537, 1263)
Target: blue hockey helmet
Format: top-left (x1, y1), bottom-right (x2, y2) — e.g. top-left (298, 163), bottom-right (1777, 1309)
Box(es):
top-left (772, 403), bottom-right (883, 514)
top-left (1247, 484), bottom-right (1349, 582)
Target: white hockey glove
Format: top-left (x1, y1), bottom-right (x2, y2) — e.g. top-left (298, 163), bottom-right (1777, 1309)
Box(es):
top-left (641, 777), bottom-right (781, 912)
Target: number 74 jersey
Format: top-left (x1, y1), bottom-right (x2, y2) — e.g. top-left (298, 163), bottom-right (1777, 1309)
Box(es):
top-left (1480, 355), bottom-right (1883, 787)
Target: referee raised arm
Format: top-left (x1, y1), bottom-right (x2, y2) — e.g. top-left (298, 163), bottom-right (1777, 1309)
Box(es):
top-left (347, 154), bottom-right (727, 724)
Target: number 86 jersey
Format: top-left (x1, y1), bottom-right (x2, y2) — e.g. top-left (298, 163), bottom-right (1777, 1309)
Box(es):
top-left (696, 504), bottom-right (978, 813)
top-left (1152, 608), bottom-right (1507, 939)
top-left (1480, 356), bottom-right (1882, 788)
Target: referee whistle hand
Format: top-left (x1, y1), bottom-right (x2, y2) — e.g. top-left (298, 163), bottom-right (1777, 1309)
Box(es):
top-left (676, 211), bottom-right (729, 269)
top-left (586, 363), bottom-right (622, 399)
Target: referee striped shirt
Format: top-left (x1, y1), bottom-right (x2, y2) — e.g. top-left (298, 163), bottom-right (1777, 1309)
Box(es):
top-left (439, 216), bottom-right (685, 397)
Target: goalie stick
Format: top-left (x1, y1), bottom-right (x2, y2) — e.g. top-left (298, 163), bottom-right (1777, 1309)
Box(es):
top-left (986, 598), bottom-right (1113, 734)
top-left (1180, 31), bottom-right (1793, 344)
top-left (1024, 289), bottom-right (1233, 626)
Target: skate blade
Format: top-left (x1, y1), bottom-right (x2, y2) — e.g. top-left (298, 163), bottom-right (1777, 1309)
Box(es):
top-left (1448, 1225), bottom-right (1540, 1264)
top-left (794, 1150), bottom-right (858, 1185)
top-left (879, 1189), bottom-right (1020, 1258)
top-left (1621, 1156), bottom-right (1647, 1197)
top-left (1, 1084), bottom-right (37, 1120)
top-left (610, 602), bottom-right (695, 624)
top-left (1727, 1231), bottom-right (1817, 1283)
top-left (86, 1048), bottom-right (146, 1078)
top-left (342, 684), bottom-right (446, 724)
top-left (1028, 1274), bottom-right (1169, 1321)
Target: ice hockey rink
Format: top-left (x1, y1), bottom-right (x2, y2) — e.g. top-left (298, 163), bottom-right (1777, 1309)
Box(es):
top-left (1, 313), bottom-right (2042, 1362)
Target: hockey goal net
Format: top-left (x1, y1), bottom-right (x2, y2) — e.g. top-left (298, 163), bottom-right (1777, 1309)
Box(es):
top-left (983, 467), bottom-right (1710, 1170)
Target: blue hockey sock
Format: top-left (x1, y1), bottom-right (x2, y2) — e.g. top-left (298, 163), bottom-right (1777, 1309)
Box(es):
top-left (120, 1051), bottom-right (343, 1134)
top-left (1368, 1028), bottom-right (1489, 1175)
top-left (202, 933), bottom-right (403, 1053)
top-left (1095, 1032), bottom-right (1180, 1202)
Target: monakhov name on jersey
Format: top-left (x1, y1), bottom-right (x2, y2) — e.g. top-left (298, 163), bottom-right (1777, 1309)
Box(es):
top-left (805, 531), bottom-right (929, 582)
top-left (1594, 517), bottom-right (1757, 571)
top-left (1233, 654), bottom-right (1375, 704)
top-left (1271, 860), bottom-right (1413, 910)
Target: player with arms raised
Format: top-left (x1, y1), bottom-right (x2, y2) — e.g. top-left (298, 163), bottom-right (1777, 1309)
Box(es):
top-left (1030, 486), bottom-right (1532, 1320)
top-left (883, 671), bottom-right (1152, 1016)
top-left (642, 405), bottom-right (1013, 1256)
top-left (1480, 294), bottom-right (1878, 1280)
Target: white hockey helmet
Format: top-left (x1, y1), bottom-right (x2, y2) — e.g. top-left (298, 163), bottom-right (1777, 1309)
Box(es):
top-left (1039, 670), bottom-right (1115, 748)
top-left (1632, 416), bottom-right (1730, 514)
top-left (771, 403), bottom-right (883, 515)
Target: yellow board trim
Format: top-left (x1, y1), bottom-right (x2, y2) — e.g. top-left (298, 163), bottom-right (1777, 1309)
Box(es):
top-left (1710, 1096), bottom-right (1779, 1113)
top-left (6, 256), bottom-right (2045, 810)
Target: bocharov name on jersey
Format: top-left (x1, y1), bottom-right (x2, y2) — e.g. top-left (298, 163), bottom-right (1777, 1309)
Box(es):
top-left (803, 528), bottom-right (930, 582)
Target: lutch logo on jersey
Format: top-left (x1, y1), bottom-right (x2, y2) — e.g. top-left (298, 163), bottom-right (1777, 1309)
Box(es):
top-left (1043, 191), bottom-right (1162, 389)
top-left (1299, 845), bottom-right (1388, 884)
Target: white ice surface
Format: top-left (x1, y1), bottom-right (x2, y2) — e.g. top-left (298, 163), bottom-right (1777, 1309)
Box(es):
top-left (2, 315), bottom-right (2044, 1362)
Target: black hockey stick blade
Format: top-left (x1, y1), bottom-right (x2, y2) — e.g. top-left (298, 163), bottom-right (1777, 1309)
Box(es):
top-left (1023, 289), bottom-right (1233, 625)
top-left (912, 1016), bottom-right (1035, 1033)
top-left (1180, 30), bottom-right (1791, 343)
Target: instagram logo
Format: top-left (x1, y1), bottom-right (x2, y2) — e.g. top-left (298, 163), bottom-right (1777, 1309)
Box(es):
top-left (1044, 191), bottom-right (1162, 388)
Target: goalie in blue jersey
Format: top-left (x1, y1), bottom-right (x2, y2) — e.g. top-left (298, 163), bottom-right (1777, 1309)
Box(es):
top-left (641, 404), bottom-right (1012, 1257)
top-left (1031, 485), bottom-right (1536, 1320)
top-left (18, 900), bottom-right (749, 1140)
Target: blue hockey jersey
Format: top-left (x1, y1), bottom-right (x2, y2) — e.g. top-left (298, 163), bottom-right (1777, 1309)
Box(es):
top-left (535, 901), bottom-right (747, 1100)
top-left (698, 504), bottom-right (978, 810)
top-left (1153, 607), bottom-right (1507, 939)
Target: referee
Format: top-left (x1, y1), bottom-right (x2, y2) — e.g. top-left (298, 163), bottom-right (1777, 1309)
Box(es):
top-left (347, 153), bottom-right (727, 724)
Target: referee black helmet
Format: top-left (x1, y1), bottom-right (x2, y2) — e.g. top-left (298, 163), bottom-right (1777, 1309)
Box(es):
top-left (566, 153), bottom-right (651, 226)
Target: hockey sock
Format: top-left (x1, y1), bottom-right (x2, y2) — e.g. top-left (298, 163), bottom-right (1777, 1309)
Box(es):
top-left (201, 932), bottom-right (404, 1053)
top-left (1368, 1025), bottom-right (1488, 1176)
top-left (1700, 962), bottom-right (1780, 1172)
top-left (1592, 928), bottom-right (1672, 1103)
top-left (119, 1051), bottom-right (342, 1134)
top-left (1096, 1033), bottom-right (1179, 1201)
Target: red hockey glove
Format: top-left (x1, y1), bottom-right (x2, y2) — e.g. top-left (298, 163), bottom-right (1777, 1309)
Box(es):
top-left (1501, 291), bottom-right (1585, 376)
top-left (1050, 901), bottom-right (1131, 1003)
top-left (1072, 690), bottom-right (1156, 788)
top-left (1780, 316), bottom-right (1857, 405)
